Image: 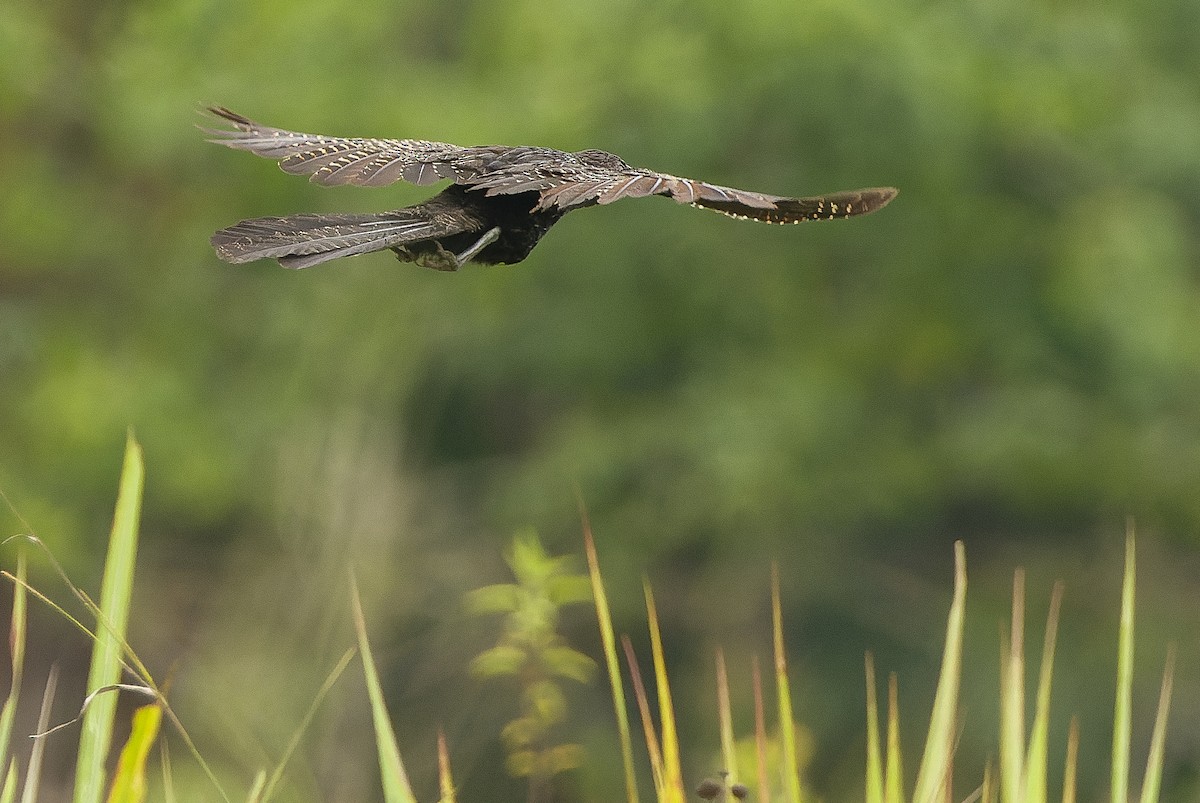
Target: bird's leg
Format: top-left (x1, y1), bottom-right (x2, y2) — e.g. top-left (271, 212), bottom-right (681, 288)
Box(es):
top-left (415, 227), bottom-right (502, 272)
top-left (451, 226), bottom-right (501, 267)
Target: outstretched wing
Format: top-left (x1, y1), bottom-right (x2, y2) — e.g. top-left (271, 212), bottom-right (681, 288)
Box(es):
top-left (202, 107), bottom-right (509, 188)
top-left (204, 108), bottom-right (896, 221)
top-left (529, 162), bottom-right (897, 222)
top-left (465, 150), bottom-right (898, 222)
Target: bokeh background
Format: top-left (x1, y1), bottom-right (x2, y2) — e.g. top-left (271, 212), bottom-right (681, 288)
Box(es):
top-left (2, 0), bottom-right (1200, 799)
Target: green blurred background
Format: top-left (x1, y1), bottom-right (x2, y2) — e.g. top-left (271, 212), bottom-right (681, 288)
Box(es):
top-left (2, 0), bottom-right (1199, 798)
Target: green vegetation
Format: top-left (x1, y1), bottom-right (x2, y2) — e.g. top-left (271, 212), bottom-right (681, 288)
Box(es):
top-left (465, 531), bottom-right (594, 801)
top-left (0, 449), bottom-right (1181, 801)
top-left (1, 0), bottom-right (1197, 797)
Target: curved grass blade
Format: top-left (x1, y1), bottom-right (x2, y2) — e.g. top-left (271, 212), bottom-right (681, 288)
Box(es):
top-left (621, 635), bottom-right (663, 794)
top-left (106, 704), bottom-right (162, 803)
top-left (644, 580), bottom-right (685, 803)
top-left (0, 536), bottom-right (153, 689)
top-left (911, 541), bottom-right (966, 803)
top-left (259, 647), bottom-right (356, 803)
top-left (580, 504), bottom-right (638, 803)
top-left (1112, 531), bottom-right (1135, 803)
top-left (21, 665), bottom-right (58, 803)
top-left (351, 573), bottom-right (416, 803)
top-left (1024, 581), bottom-right (1064, 803)
top-left (1138, 647), bottom-right (1175, 803)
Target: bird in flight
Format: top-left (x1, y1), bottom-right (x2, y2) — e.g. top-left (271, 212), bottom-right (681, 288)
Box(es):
top-left (205, 107), bottom-right (896, 271)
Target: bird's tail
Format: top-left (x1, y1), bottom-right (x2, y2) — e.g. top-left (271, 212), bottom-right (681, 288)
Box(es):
top-left (211, 210), bottom-right (462, 269)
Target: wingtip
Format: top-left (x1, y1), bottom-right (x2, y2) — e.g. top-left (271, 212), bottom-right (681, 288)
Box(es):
top-left (197, 105), bottom-right (255, 132)
top-left (870, 186), bottom-right (899, 211)
top-left (836, 186), bottom-right (897, 217)
top-left (208, 105), bottom-right (247, 123)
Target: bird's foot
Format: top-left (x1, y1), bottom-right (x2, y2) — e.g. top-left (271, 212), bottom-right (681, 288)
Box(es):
top-left (401, 227), bottom-right (503, 271)
top-left (413, 242), bottom-right (460, 271)
top-left (392, 245), bottom-right (418, 265)
top-left (394, 244), bottom-right (458, 271)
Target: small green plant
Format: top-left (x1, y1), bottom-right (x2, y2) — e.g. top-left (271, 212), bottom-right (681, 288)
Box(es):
top-left (465, 530), bottom-right (596, 802)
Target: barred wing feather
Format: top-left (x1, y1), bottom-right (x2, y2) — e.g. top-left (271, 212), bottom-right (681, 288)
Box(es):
top-left (534, 165), bottom-right (897, 222)
top-left (203, 107), bottom-right (484, 188)
top-left (211, 213), bottom-right (439, 268)
top-left (691, 185), bottom-right (898, 223)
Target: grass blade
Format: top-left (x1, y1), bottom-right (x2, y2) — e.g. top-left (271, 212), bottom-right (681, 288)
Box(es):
top-left (1024, 581), bottom-right (1063, 803)
top-left (437, 728), bottom-right (457, 803)
top-left (621, 635), bottom-right (663, 794)
top-left (244, 771), bottom-right (266, 803)
top-left (771, 564), bottom-right (803, 803)
top-left (912, 541), bottom-right (966, 803)
top-left (715, 647), bottom-right (738, 787)
top-left (865, 653), bottom-right (883, 803)
top-left (1138, 647), bottom-right (1175, 803)
top-left (1111, 530), bottom-right (1135, 803)
top-left (643, 580), bottom-right (685, 803)
top-left (159, 734), bottom-right (176, 803)
top-left (105, 704), bottom-right (162, 803)
top-left (75, 433), bottom-right (144, 803)
top-left (1, 760), bottom-right (16, 803)
top-left (259, 647), bottom-right (355, 803)
top-left (350, 573), bottom-right (416, 803)
top-left (752, 656), bottom-right (770, 803)
top-left (1063, 716), bottom-right (1079, 803)
top-left (0, 550), bottom-right (26, 771)
top-left (999, 570), bottom-right (1025, 803)
top-left (979, 759), bottom-right (994, 803)
top-left (581, 505), bottom-right (639, 803)
top-left (21, 665), bottom-right (58, 803)
top-left (884, 674), bottom-right (904, 803)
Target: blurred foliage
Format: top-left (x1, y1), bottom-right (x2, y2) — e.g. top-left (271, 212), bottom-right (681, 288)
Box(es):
top-left (467, 531), bottom-right (593, 800)
top-left (1, 0), bottom-right (1199, 798)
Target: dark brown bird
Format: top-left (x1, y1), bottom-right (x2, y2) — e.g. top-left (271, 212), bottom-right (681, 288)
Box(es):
top-left (205, 107), bottom-right (896, 271)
